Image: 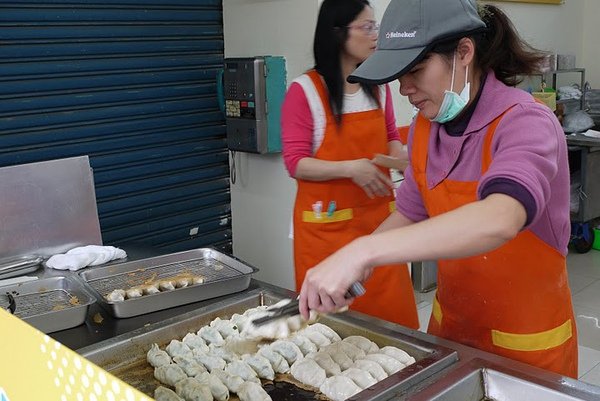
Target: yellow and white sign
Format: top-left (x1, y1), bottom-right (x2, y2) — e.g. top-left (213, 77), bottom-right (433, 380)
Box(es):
top-left (0, 309), bottom-right (154, 401)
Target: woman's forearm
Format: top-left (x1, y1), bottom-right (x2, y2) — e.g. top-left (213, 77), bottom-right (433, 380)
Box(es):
top-left (372, 211), bottom-right (414, 234)
top-left (361, 193), bottom-right (527, 267)
top-left (294, 157), bottom-right (353, 181)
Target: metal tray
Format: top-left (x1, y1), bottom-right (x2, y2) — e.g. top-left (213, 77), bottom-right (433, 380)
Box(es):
top-left (0, 255), bottom-right (42, 280)
top-left (0, 276), bottom-right (95, 333)
top-left (79, 288), bottom-right (458, 400)
top-left (406, 358), bottom-right (600, 401)
top-left (79, 248), bottom-right (258, 318)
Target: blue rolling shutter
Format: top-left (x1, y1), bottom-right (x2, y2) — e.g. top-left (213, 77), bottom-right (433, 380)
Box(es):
top-left (0, 0), bottom-right (231, 253)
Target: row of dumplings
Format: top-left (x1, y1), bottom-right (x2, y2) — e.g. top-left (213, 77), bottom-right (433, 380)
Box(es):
top-left (291, 335), bottom-right (415, 401)
top-left (146, 305), bottom-right (416, 401)
top-left (105, 275), bottom-right (205, 302)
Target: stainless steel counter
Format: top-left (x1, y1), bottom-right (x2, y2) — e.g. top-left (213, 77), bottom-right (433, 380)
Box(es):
top-left (23, 249), bottom-right (600, 400)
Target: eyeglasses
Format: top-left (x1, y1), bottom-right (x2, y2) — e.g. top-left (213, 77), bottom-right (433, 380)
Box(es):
top-left (347, 22), bottom-right (380, 35)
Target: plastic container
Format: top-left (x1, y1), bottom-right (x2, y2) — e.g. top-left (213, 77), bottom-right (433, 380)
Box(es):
top-left (593, 228), bottom-right (600, 251)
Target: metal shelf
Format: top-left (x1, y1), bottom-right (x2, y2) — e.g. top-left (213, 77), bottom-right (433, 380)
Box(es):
top-left (544, 68), bottom-right (586, 109)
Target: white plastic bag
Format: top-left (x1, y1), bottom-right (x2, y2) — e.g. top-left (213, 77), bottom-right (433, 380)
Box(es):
top-left (562, 110), bottom-right (595, 133)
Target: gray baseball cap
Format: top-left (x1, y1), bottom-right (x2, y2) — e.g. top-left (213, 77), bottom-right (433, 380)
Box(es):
top-left (348, 0), bottom-right (486, 85)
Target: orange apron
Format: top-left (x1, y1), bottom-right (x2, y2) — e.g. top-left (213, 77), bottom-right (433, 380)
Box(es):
top-left (412, 111), bottom-right (577, 377)
top-left (293, 71), bottom-right (419, 328)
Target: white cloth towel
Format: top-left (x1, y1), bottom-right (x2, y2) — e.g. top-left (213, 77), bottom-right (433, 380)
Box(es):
top-left (582, 129), bottom-right (600, 139)
top-left (46, 245), bottom-right (127, 271)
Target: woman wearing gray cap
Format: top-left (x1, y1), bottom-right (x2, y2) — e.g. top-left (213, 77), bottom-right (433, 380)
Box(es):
top-left (281, 0), bottom-right (419, 328)
top-left (298, 0), bottom-right (577, 378)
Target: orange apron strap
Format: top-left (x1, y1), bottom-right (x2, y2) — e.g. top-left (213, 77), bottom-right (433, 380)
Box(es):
top-left (398, 125), bottom-right (410, 145)
top-left (412, 113), bottom-right (431, 174)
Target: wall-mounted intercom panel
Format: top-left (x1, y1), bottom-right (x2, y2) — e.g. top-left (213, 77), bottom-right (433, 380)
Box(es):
top-left (221, 56), bottom-right (286, 154)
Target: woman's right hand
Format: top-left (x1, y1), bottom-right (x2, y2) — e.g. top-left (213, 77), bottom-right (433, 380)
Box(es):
top-left (347, 159), bottom-right (394, 198)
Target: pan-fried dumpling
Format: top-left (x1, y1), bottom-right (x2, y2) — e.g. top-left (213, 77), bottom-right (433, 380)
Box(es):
top-left (193, 349), bottom-right (227, 372)
top-left (142, 284), bottom-right (160, 295)
top-left (298, 329), bottom-right (331, 349)
top-left (285, 314), bottom-right (308, 332)
top-left (174, 377), bottom-right (212, 401)
top-left (225, 360), bottom-right (260, 383)
top-left (154, 364), bottom-right (187, 387)
top-left (106, 289), bottom-right (126, 302)
top-left (154, 386), bottom-right (184, 401)
top-left (182, 333), bottom-right (210, 353)
top-left (290, 358), bottom-right (326, 388)
top-left (342, 367), bottom-right (377, 389)
top-left (230, 313), bottom-right (249, 332)
top-left (290, 334), bottom-right (318, 355)
top-left (351, 359), bottom-right (387, 381)
top-left (241, 312), bottom-right (292, 341)
top-left (242, 305), bottom-right (268, 317)
top-left (343, 335), bottom-right (379, 354)
top-left (320, 343), bottom-right (353, 370)
top-left (210, 317), bottom-right (240, 339)
top-left (125, 287), bottom-right (143, 299)
top-left (363, 353), bottom-right (404, 374)
top-left (195, 371), bottom-right (230, 401)
top-left (241, 354), bottom-right (275, 380)
top-left (166, 340), bottom-right (192, 359)
top-left (379, 346), bottom-right (416, 365)
top-left (270, 340), bottom-right (304, 364)
top-left (319, 375), bottom-right (362, 401)
top-left (337, 341), bottom-right (366, 361)
top-left (159, 281), bottom-right (176, 291)
top-left (208, 343), bottom-right (238, 363)
top-left (198, 326), bottom-right (226, 346)
top-left (147, 343), bottom-right (172, 368)
top-left (236, 381), bottom-right (271, 401)
top-left (306, 351), bottom-right (341, 377)
top-left (175, 277), bottom-right (191, 288)
top-left (257, 346), bottom-right (290, 374)
top-left (305, 323), bottom-right (341, 342)
top-left (173, 355), bottom-right (207, 377)
top-left (211, 369), bottom-right (245, 393)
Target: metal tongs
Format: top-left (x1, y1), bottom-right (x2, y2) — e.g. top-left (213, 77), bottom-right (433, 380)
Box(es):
top-left (251, 282), bottom-right (366, 326)
top-left (1, 293), bottom-right (16, 315)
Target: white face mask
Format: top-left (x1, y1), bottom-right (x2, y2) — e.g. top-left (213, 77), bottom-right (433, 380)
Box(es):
top-left (431, 53), bottom-right (470, 124)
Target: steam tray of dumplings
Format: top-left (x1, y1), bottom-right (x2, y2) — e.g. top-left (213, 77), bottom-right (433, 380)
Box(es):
top-left (78, 248), bottom-right (258, 318)
top-left (0, 276), bottom-right (95, 333)
top-left (80, 287), bottom-right (458, 401)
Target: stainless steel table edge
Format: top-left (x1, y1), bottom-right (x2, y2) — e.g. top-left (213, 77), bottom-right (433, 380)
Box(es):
top-left (404, 358), bottom-right (600, 401)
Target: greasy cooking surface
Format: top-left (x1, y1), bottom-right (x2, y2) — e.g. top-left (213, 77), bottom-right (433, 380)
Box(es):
top-left (109, 359), bottom-right (325, 401)
top-left (0, 276), bottom-right (95, 333)
top-left (8, 289), bottom-right (79, 317)
top-left (80, 288), bottom-right (458, 401)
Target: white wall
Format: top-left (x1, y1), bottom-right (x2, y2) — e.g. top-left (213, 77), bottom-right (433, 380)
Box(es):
top-left (583, 0), bottom-right (600, 86)
top-left (223, 0), bottom-right (593, 290)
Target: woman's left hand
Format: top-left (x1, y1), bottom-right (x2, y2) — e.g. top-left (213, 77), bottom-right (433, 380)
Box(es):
top-left (298, 238), bottom-right (373, 319)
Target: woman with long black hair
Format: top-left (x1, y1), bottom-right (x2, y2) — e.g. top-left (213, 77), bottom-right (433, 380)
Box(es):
top-left (281, 0), bottom-right (418, 328)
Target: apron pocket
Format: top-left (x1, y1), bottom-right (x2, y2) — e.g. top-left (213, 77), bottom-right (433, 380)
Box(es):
top-left (302, 208), bottom-right (353, 223)
top-left (491, 319), bottom-right (573, 352)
